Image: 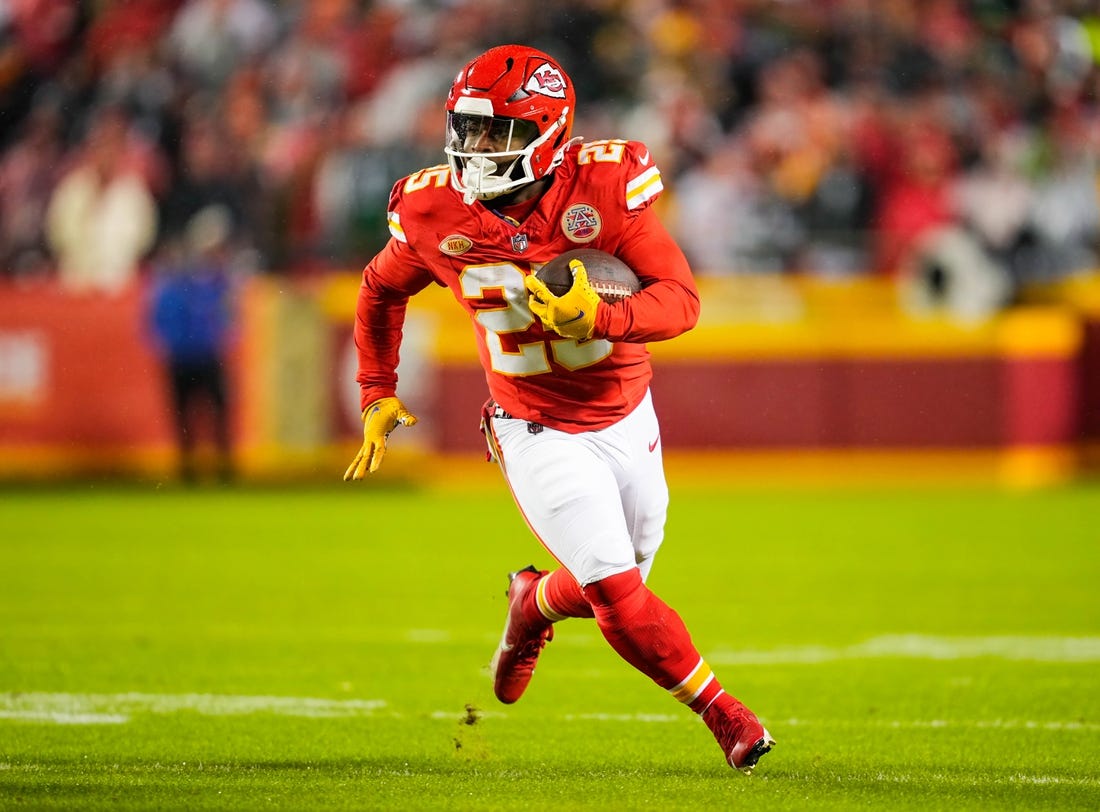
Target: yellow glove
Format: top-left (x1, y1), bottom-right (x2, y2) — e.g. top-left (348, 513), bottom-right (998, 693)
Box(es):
top-left (343, 396), bottom-right (418, 480)
top-left (525, 259), bottom-right (601, 340)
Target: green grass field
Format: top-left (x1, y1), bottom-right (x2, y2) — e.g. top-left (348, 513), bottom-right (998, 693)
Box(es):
top-left (1, 480), bottom-right (1098, 810)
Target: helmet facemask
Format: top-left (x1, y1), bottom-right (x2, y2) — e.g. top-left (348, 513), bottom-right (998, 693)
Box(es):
top-left (445, 99), bottom-right (569, 204)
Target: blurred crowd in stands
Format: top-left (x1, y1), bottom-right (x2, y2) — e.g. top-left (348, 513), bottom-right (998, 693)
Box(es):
top-left (0, 0), bottom-right (1097, 313)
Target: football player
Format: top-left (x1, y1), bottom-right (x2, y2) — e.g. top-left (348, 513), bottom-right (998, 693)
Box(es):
top-left (344, 44), bottom-right (774, 774)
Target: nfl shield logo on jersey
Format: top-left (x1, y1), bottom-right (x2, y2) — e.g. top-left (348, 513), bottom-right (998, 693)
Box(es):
top-left (511, 233), bottom-right (529, 253)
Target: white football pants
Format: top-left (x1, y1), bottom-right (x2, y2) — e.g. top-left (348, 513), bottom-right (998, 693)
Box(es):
top-left (486, 389), bottom-right (669, 587)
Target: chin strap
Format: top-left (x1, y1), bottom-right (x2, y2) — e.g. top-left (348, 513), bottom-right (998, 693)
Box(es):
top-left (548, 135), bottom-right (584, 175)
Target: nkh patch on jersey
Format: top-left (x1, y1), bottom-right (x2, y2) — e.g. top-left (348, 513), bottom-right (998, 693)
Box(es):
top-left (439, 234), bottom-right (473, 256)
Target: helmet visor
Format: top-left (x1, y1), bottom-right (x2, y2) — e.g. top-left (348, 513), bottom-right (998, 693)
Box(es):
top-left (446, 113), bottom-right (540, 156)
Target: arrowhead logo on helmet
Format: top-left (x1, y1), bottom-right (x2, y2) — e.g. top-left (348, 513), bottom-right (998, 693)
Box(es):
top-left (526, 64), bottom-right (567, 98)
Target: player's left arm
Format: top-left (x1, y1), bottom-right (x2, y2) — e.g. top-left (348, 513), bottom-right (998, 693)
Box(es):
top-left (594, 205), bottom-right (701, 343)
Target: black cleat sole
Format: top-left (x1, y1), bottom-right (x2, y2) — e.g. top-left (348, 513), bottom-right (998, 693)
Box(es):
top-left (506, 564), bottom-right (540, 596)
top-left (736, 734), bottom-right (776, 775)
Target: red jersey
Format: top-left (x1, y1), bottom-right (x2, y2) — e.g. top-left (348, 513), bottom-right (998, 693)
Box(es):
top-left (353, 138), bottom-right (700, 432)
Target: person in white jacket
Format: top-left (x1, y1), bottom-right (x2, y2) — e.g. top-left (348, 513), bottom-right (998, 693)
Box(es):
top-left (46, 107), bottom-right (158, 295)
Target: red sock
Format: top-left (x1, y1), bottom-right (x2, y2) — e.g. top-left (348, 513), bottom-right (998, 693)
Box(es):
top-left (584, 568), bottom-right (725, 714)
top-left (533, 568), bottom-right (595, 620)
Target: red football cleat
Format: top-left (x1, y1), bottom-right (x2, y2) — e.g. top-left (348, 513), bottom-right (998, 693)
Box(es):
top-left (702, 695), bottom-right (776, 774)
top-left (490, 565), bottom-right (553, 704)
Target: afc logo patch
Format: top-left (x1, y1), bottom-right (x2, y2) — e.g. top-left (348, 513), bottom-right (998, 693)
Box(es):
top-left (561, 203), bottom-right (602, 243)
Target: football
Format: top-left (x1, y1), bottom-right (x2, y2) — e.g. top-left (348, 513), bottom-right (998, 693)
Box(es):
top-left (535, 248), bottom-right (641, 303)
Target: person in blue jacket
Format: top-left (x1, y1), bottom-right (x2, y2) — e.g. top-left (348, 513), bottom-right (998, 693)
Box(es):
top-left (149, 205), bottom-right (237, 483)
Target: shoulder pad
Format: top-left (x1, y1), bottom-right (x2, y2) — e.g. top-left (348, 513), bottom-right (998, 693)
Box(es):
top-left (387, 165), bottom-right (453, 243)
top-left (569, 139), bottom-right (664, 212)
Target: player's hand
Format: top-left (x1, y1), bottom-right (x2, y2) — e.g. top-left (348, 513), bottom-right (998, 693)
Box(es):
top-left (343, 396), bottom-right (418, 480)
top-left (525, 259), bottom-right (601, 340)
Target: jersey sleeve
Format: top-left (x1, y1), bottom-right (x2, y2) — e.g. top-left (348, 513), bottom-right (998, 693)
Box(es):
top-left (592, 141), bottom-right (701, 343)
top-left (353, 181), bottom-right (437, 409)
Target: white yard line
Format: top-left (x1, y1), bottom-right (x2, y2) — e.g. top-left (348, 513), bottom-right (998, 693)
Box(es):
top-left (777, 717), bottom-right (1100, 732)
top-left (0, 711), bottom-right (129, 725)
top-left (708, 634), bottom-right (1100, 665)
top-left (2, 635), bottom-right (1096, 727)
top-left (554, 714), bottom-right (1100, 732)
top-left (2, 691), bottom-right (1096, 738)
top-left (0, 692), bottom-right (387, 724)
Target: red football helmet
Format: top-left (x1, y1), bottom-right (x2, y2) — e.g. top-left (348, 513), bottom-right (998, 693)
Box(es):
top-left (445, 45), bottom-right (577, 203)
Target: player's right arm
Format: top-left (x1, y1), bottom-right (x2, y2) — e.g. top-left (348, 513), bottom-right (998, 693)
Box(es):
top-left (346, 187), bottom-right (437, 479)
top-left (353, 176), bottom-right (439, 409)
